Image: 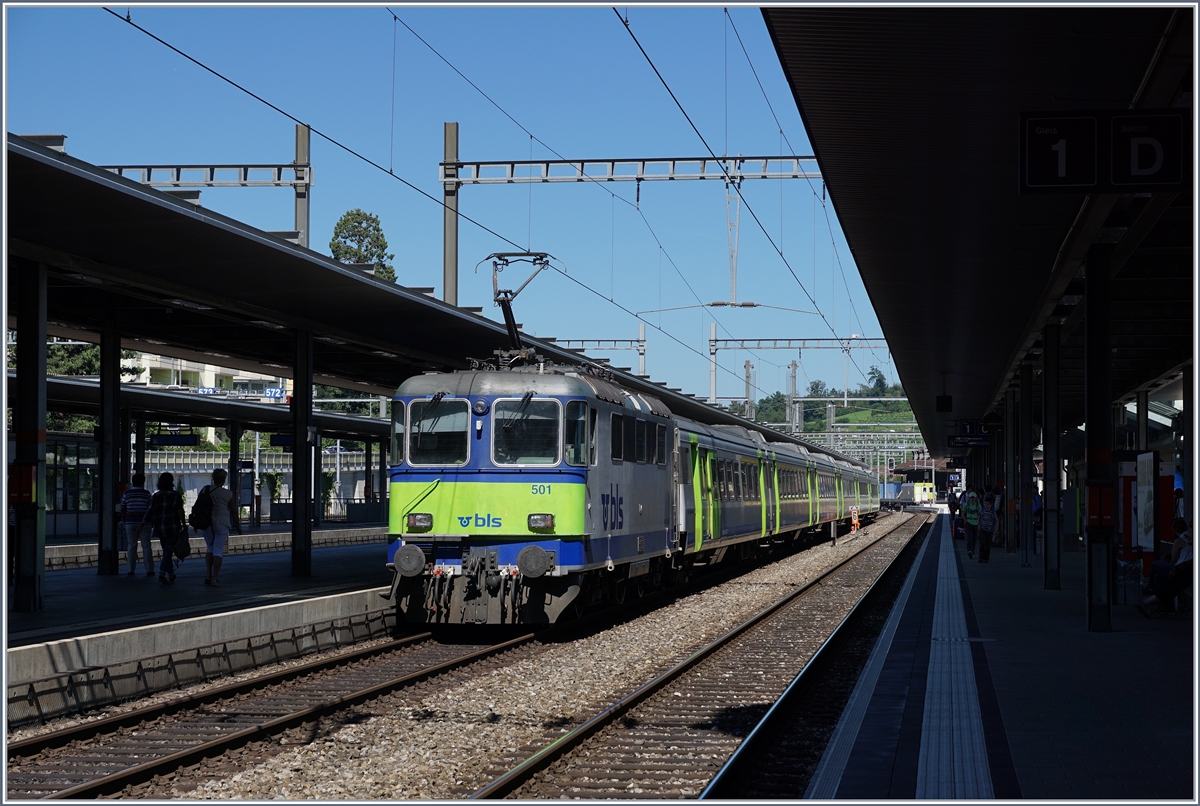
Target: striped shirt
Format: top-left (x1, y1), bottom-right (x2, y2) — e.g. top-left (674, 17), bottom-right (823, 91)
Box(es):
top-left (120, 486), bottom-right (153, 524)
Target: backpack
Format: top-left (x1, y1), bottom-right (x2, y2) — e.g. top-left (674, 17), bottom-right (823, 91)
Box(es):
top-left (963, 493), bottom-right (982, 526)
top-left (188, 485), bottom-right (214, 530)
top-left (979, 506), bottom-right (997, 533)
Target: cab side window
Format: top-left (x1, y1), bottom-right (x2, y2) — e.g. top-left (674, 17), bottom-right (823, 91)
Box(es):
top-left (610, 412), bottom-right (623, 461)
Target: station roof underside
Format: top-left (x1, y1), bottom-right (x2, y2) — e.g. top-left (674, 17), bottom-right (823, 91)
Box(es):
top-left (763, 7), bottom-right (1194, 458)
top-left (10, 374), bottom-right (390, 441)
top-left (6, 135), bottom-right (859, 465)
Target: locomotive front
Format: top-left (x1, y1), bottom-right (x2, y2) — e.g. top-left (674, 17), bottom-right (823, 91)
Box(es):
top-left (385, 369), bottom-right (595, 623)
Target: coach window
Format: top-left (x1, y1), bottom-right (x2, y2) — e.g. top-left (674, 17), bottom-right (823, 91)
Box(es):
top-left (610, 412), bottom-right (624, 461)
top-left (494, 398), bottom-right (561, 465)
top-left (656, 424), bottom-right (667, 465)
top-left (409, 398), bottom-right (469, 466)
top-left (635, 420), bottom-right (648, 463)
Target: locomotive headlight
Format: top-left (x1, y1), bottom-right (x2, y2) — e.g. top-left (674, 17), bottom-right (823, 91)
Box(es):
top-left (528, 513), bottom-right (555, 530)
top-left (406, 512), bottom-right (433, 532)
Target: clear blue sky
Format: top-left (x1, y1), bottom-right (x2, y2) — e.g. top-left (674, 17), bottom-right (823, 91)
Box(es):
top-left (5, 5), bottom-right (890, 403)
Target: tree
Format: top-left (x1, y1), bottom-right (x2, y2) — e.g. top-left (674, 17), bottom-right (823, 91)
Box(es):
top-left (330, 209), bottom-right (395, 282)
top-left (754, 392), bottom-right (787, 423)
top-left (32, 343), bottom-right (142, 433)
top-left (867, 365), bottom-right (887, 395)
top-left (807, 379), bottom-right (828, 398)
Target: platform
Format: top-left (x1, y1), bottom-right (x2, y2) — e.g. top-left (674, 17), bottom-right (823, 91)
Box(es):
top-left (7, 529), bottom-right (391, 649)
top-left (807, 512), bottom-right (1194, 800)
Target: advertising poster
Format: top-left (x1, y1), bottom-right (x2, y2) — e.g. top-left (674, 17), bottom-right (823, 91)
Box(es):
top-left (1136, 452), bottom-right (1156, 549)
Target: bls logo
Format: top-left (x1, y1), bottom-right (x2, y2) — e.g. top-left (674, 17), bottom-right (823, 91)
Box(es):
top-left (600, 484), bottom-right (624, 531)
top-left (458, 514), bottom-right (503, 528)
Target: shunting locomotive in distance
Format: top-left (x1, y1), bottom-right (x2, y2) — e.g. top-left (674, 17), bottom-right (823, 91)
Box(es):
top-left (382, 362), bottom-right (879, 624)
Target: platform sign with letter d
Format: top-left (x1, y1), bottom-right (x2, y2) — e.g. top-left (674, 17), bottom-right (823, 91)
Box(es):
top-left (1020, 110), bottom-right (1187, 194)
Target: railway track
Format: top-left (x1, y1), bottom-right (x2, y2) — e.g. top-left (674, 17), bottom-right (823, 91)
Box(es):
top-left (470, 512), bottom-right (929, 800)
top-left (6, 632), bottom-right (538, 799)
top-left (700, 514), bottom-right (932, 798)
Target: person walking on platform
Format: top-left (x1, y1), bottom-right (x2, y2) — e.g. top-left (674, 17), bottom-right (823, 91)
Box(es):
top-left (119, 473), bottom-right (155, 576)
top-left (947, 487), bottom-right (960, 523)
top-left (977, 494), bottom-right (999, 563)
top-left (962, 485), bottom-right (982, 558)
top-left (198, 468), bottom-right (241, 587)
top-left (142, 472), bottom-right (186, 584)
top-left (991, 482), bottom-right (1006, 546)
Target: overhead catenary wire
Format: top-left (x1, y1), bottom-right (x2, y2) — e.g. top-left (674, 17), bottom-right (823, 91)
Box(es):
top-left (99, 7), bottom-right (527, 256)
top-left (725, 9), bottom-right (888, 376)
top-left (100, 7), bottom-right (775, 401)
top-left (613, 8), bottom-right (868, 384)
top-left (387, 8), bottom-right (784, 375)
top-left (389, 15), bottom-right (398, 173)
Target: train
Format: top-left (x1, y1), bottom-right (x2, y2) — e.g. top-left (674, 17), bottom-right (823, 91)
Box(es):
top-left (383, 363), bottom-right (879, 624)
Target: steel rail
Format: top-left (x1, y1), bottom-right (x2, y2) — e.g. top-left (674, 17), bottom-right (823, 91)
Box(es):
top-left (699, 517), bottom-right (926, 797)
top-left (469, 514), bottom-right (921, 800)
top-left (8, 633), bottom-right (431, 760)
top-left (37, 633), bottom-right (536, 800)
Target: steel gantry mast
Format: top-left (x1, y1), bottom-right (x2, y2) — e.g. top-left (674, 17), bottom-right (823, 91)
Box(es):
top-left (546, 322), bottom-right (648, 376)
top-left (706, 336), bottom-right (888, 405)
top-left (100, 125), bottom-right (313, 248)
top-left (438, 127), bottom-right (822, 308)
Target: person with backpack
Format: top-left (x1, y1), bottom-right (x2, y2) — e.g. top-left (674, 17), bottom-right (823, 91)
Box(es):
top-left (977, 494), bottom-right (999, 563)
top-left (194, 468), bottom-right (242, 587)
top-left (140, 472), bottom-right (186, 584)
top-left (962, 485), bottom-right (982, 559)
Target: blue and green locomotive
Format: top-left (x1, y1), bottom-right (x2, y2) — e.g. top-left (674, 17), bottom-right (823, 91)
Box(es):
top-left (384, 364), bottom-right (878, 624)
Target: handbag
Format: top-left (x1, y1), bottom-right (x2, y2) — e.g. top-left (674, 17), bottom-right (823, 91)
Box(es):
top-left (171, 525), bottom-right (192, 560)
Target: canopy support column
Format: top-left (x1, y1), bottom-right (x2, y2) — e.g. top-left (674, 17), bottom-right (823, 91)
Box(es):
top-left (1043, 322), bottom-right (1061, 590)
top-left (1085, 244), bottom-right (1114, 632)
top-left (12, 260), bottom-right (48, 611)
top-left (1020, 362), bottom-right (1034, 567)
top-left (291, 330), bottom-right (314, 576)
top-left (98, 328), bottom-right (121, 575)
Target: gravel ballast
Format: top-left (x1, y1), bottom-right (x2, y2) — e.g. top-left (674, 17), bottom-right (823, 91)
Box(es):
top-left (136, 515), bottom-right (915, 799)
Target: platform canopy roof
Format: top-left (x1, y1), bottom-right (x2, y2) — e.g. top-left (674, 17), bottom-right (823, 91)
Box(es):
top-left (6, 134), bottom-right (861, 465)
top-left (763, 6), bottom-right (1193, 458)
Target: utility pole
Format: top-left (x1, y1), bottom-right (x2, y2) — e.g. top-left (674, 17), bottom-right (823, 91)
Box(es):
top-left (744, 360), bottom-right (755, 420)
top-left (442, 122), bottom-right (459, 306)
top-left (787, 360), bottom-right (799, 433)
top-left (709, 322), bottom-right (718, 404)
top-left (726, 176), bottom-right (742, 304)
top-left (293, 125), bottom-right (310, 248)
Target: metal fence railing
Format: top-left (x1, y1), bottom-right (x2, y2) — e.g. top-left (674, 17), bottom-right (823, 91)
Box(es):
top-left (143, 450), bottom-right (375, 473)
top-left (268, 497), bottom-right (388, 525)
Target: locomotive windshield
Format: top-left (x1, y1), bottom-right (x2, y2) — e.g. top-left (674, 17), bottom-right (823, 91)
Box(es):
top-left (493, 398), bottom-right (560, 465)
top-left (408, 398), bottom-right (469, 466)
